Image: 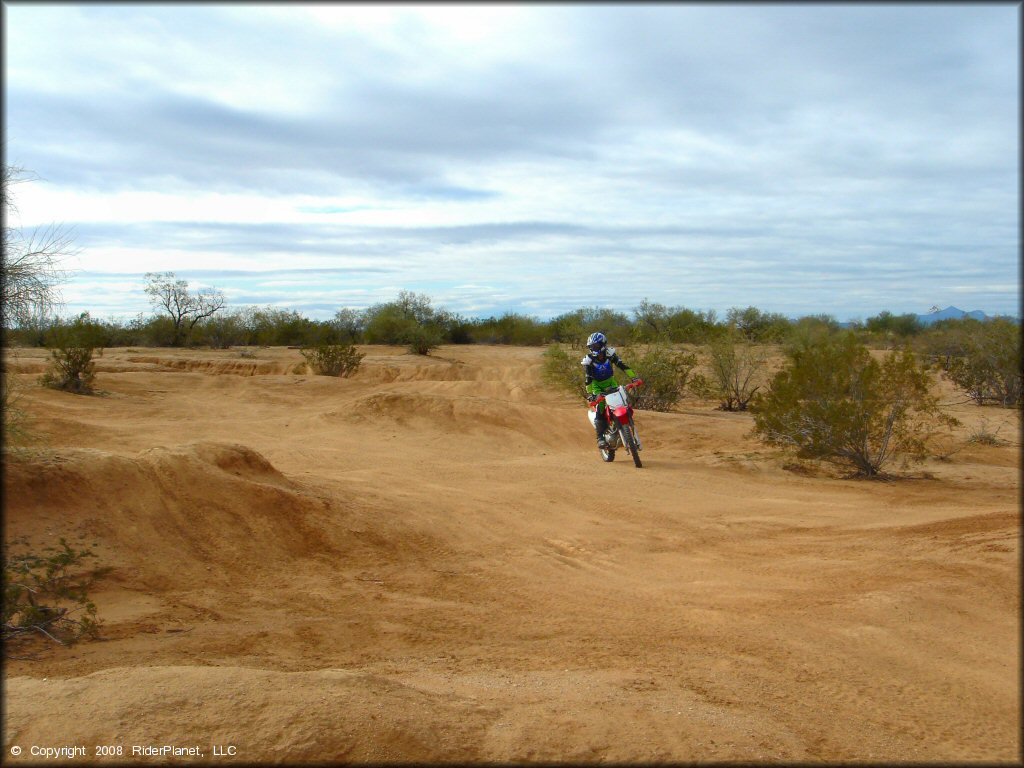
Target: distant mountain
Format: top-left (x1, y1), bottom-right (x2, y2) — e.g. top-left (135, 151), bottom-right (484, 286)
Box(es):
top-left (915, 306), bottom-right (989, 325)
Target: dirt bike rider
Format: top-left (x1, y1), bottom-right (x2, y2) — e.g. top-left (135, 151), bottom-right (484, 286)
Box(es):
top-left (582, 332), bottom-right (639, 449)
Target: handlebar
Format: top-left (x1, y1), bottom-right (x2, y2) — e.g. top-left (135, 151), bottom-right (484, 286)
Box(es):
top-left (588, 378), bottom-right (643, 409)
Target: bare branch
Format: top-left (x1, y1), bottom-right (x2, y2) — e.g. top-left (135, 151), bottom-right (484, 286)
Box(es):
top-left (145, 271), bottom-right (226, 346)
top-left (2, 166), bottom-right (73, 327)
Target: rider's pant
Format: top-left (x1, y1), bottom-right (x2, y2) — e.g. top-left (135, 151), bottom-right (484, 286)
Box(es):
top-left (594, 406), bottom-right (609, 439)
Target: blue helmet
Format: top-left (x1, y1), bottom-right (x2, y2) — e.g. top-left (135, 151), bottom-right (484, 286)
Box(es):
top-left (586, 332), bottom-right (607, 354)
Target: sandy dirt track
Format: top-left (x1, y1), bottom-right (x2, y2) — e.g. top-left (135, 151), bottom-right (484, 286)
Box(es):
top-left (3, 344), bottom-right (1020, 764)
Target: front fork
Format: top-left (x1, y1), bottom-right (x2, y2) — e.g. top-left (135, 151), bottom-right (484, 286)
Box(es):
top-left (606, 416), bottom-right (640, 449)
top-left (603, 416), bottom-right (632, 448)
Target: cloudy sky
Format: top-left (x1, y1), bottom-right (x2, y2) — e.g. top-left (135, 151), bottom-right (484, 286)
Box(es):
top-left (4, 3), bottom-right (1019, 322)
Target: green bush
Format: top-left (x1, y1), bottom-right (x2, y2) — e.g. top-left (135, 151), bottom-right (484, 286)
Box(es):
top-left (300, 343), bottom-right (364, 377)
top-left (405, 324), bottom-right (443, 355)
top-left (935, 318), bottom-right (1021, 407)
top-left (332, 308), bottom-right (366, 344)
top-left (580, 308), bottom-right (633, 346)
top-left (627, 344), bottom-right (698, 412)
top-left (547, 310), bottom-right (586, 346)
top-left (784, 315), bottom-right (843, 356)
top-left (3, 536), bottom-right (105, 652)
top-left (726, 306), bottom-right (792, 343)
top-left (39, 313), bottom-right (105, 394)
top-left (864, 310), bottom-right (923, 340)
top-left (752, 335), bottom-right (956, 477)
top-left (363, 291), bottom-right (447, 354)
top-left (2, 373), bottom-right (34, 450)
top-left (633, 300), bottom-right (723, 344)
top-left (194, 308), bottom-right (250, 349)
top-left (691, 333), bottom-right (769, 411)
top-left (469, 312), bottom-right (549, 345)
top-left (542, 344), bottom-right (588, 401)
top-left (724, 307), bottom-right (786, 342)
top-left (545, 308), bottom-right (632, 348)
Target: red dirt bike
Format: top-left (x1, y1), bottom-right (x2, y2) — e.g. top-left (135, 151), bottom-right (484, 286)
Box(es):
top-left (587, 379), bottom-right (644, 468)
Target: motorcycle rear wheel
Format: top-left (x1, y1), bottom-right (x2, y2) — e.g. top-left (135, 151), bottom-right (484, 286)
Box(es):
top-left (600, 428), bottom-right (616, 462)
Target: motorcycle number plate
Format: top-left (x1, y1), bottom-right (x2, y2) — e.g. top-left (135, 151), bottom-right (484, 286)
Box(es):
top-left (604, 390), bottom-right (627, 409)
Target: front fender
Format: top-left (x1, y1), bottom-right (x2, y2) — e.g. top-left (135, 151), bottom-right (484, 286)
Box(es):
top-left (611, 405), bottom-right (630, 422)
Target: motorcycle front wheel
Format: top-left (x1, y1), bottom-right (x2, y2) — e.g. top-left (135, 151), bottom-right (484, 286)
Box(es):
top-left (620, 425), bottom-right (642, 468)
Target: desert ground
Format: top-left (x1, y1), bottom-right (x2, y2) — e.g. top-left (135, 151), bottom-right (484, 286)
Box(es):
top-left (2, 344), bottom-right (1019, 764)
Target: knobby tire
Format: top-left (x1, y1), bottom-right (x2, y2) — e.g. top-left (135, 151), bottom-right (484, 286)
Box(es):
top-left (621, 425), bottom-right (642, 468)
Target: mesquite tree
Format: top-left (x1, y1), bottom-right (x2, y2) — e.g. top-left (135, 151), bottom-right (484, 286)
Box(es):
top-left (144, 271), bottom-right (226, 347)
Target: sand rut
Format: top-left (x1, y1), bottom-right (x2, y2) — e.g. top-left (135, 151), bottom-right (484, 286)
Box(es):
top-left (126, 356), bottom-right (297, 376)
top-left (334, 389), bottom-right (582, 448)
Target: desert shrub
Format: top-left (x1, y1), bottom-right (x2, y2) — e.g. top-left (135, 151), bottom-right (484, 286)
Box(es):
top-left (630, 300), bottom-right (674, 343)
top-left (300, 342), bottom-right (364, 377)
top-left (937, 318), bottom-right (1021, 407)
top-left (546, 307), bottom-right (632, 348)
top-left (2, 321), bottom-right (48, 347)
top-left (667, 307), bottom-right (723, 344)
top-left (691, 333), bottom-right (769, 411)
top-left (581, 307), bottom-right (633, 345)
top-left (916, 319), bottom-right (971, 368)
top-left (132, 313), bottom-right (177, 347)
top-left (363, 291), bottom-right (435, 342)
top-left (7, 313), bottom-right (150, 349)
top-left (97, 315), bottom-right (145, 347)
top-left (632, 300), bottom-right (722, 344)
top-left (542, 343), bottom-right (588, 401)
top-left (332, 308), bottom-right (366, 344)
top-left (3, 536), bottom-right (105, 653)
top-left (363, 291), bottom-right (448, 354)
top-left (627, 344), bottom-right (698, 412)
top-left (966, 416), bottom-right (1012, 446)
top-left (469, 312), bottom-right (549, 345)
top-left (548, 310), bottom-right (586, 347)
top-left (195, 308), bottom-right (250, 349)
top-left (39, 313), bottom-right (104, 394)
top-left (785, 315), bottom-right (843, 356)
top-left (752, 335), bottom-right (957, 477)
top-left (257, 308), bottom-right (311, 346)
top-left (864, 310), bottom-right (923, 341)
top-left (405, 324), bottom-right (444, 355)
top-left (444, 315), bottom-right (476, 345)
top-left (726, 306), bottom-right (792, 343)
top-left (2, 373), bottom-right (34, 450)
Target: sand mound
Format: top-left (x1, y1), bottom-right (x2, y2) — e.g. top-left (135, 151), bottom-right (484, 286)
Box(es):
top-left (3, 443), bottom-right (342, 591)
top-left (354, 348), bottom-right (543, 386)
top-left (337, 390), bottom-right (581, 448)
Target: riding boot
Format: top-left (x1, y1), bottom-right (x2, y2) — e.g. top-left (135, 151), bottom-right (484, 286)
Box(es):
top-left (594, 414), bottom-right (609, 449)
